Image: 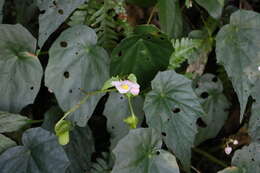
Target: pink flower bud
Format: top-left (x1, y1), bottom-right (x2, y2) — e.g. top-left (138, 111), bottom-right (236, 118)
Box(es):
top-left (225, 146), bottom-right (232, 155)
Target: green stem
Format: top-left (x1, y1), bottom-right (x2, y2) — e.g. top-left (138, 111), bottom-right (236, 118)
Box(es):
top-left (193, 147), bottom-right (228, 168)
top-left (27, 119), bottom-right (44, 124)
top-left (147, 4), bottom-right (157, 24)
top-left (127, 96), bottom-right (135, 117)
top-left (37, 51), bottom-right (49, 56)
top-left (56, 88), bottom-right (116, 128)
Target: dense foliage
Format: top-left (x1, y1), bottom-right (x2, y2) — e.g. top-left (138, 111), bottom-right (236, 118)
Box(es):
top-left (1, 0), bottom-right (260, 172)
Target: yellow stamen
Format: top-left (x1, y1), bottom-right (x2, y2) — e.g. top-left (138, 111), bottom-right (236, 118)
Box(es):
top-left (121, 84), bottom-right (129, 90)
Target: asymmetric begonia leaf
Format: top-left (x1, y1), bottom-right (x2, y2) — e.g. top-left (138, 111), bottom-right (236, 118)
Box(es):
top-left (104, 92), bottom-right (144, 149)
top-left (37, 0), bottom-right (85, 47)
top-left (216, 10), bottom-right (260, 121)
top-left (0, 134), bottom-right (16, 154)
top-left (45, 25), bottom-right (109, 127)
top-left (157, 0), bottom-right (183, 38)
top-left (110, 25), bottom-right (173, 86)
top-left (195, 0), bottom-right (225, 18)
top-left (0, 24), bottom-right (43, 113)
top-left (112, 128), bottom-right (180, 173)
top-left (143, 70), bottom-right (205, 171)
top-left (232, 142), bottom-right (260, 173)
top-left (194, 74), bottom-right (230, 145)
top-left (0, 127), bottom-right (69, 173)
top-left (0, 111), bottom-right (30, 133)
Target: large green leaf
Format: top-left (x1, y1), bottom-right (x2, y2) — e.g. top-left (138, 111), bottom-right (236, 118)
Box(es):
top-left (218, 167), bottom-right (245, 173)
top-left (143, 70), bottom-right (204, 171)
top-left (37, 0), bottom-right (85, 47)
top-left (216, 10), bottom-right (260, 121)
top-left (110, 25), bottom-right (173, 86)
top-left (0, 24), bottom-right (43, 113)
top-left (195, 0), bottom-right (225, 18)
top-left (112, 128), bottom-right (180, 173)
top-left (157, 0), bottom-right (183, 38)
top-left (194, 74), bottom-right (230, 145)
top-left (0, 134), bottom-right (16, 154)
top-left (0, 0), bottom-right (4, 23)
top-left (45, 25), bottom-right (109, 127)
top-left (65, 125), bottom-right (95, 173)
top-left (232, 142), bottom-right (260, 173)
top-left (104, 92), bottom-right (144, 149)
top-left (0, 111), bottom-right (30, 133)
top-left (0, 127), bottom-right (69, 173)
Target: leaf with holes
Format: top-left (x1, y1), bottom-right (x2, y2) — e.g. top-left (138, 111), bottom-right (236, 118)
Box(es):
top-left (0, 127), bottom-right (69, 173)
top-left (194, 74), bottom-right (230, 145)
top-left (65, 125), bottom-right (95, 173)
top-left (0, 24), bottom-right (43, 113)
top-left (216, 10), bottom-right (260, 121)
top-left (232, 142), bottom-right (260, 173)
top-left (37, 0), bottom-right (85, 47)
top-left (157, 0), bottom-right (183, 38)
top-left (0, 134), bottom-right (16, 154)
top-left (110, 25), bottom-right (173, 87)
top-left (195, 0), bottom-right (225, 18)
top-left (45, 25), bottom-right (109, 127)
top-left (104, 92), bottom-right (144, 149)
top-left (112, 128), bottom-right (180, 173)
top-left (0, 111), bottom-right (30, 133)
top-left (143, 70), bottom-right (205, 171)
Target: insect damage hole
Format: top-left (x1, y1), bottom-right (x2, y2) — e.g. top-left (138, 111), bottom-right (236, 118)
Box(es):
top-left (172, 108), bottom-right (180, 113)
top-left (63, 71), bottom-right (70, 79)
top-left (200, 92), bottom-right (209, 99)
top-left (60, 41), bottom-right (68, 47)
top-left (161, 132), bottom-right (166, 137)
top-left (30, 86), bottom-right (34, 90)
top-left (58, 9), bottom-right (64, 15)
top-left (212, 77), bottom-right (218, 82)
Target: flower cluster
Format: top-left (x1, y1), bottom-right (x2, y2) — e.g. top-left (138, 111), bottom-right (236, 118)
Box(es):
top-left (111, 80), bottom-right (140, 96)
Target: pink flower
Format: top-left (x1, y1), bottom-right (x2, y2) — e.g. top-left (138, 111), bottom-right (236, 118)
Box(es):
top-left (111, 80), bottom-right (140, 95)
top-left (224, 146), bottom-right (232, 155)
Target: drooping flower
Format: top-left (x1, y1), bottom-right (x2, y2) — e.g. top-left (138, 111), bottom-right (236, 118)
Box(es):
top-left (224, 146), bottom-right (232, 155)
top-left (111, 80), bottom-right (140, 95)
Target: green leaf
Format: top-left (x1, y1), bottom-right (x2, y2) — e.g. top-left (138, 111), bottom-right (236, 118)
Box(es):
top-left (195, 0), bottom-right (225, 18)
top-left (64, 125), bottom-right (95, 173)
top-left (232, 142), bottom-right (260, 173)
top-left (194, 74), bottom-right (230, 145)
top-left (110, 25), bottom-right (173, 86)
top-left (218, 167), bottom-right (245, 173)
top-left (0, 134), bottom-right (16, 154)
top-left (101, 76), bottom-right (120, 91)
top-left (216, 10), bottom-right (260, 121)
top-left (37, 0), bottom-right (85, 47)
top-left (45, 25), bottom-right (109, 127)
top-left (112, 128), bottom-right (180, 173)
top-left (143, 70), bottom-right (205, 171)
top-left (104, 92), bottom-right (144, 149)
top-left (0, 127), bottom-right (69, 173)
top-left (0, 24), bottom-right (43, 113)
top-left (0, 0), bottom-right (4, 23)
top-left (0, 111), bottom-right (30, 133)
top-left (157, 0), bottom-right (183, 38)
